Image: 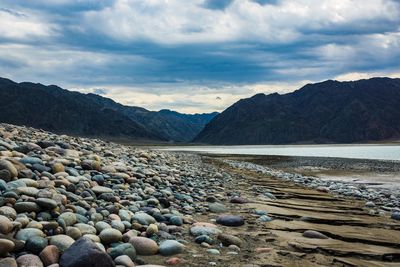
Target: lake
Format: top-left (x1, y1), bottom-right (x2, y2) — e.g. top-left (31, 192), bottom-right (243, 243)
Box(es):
top-left (158, 144), bottom-right (400, 161)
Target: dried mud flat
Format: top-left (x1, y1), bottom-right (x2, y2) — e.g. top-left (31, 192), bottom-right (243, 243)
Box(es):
top-left (180, 156), bottom-right (400, 267)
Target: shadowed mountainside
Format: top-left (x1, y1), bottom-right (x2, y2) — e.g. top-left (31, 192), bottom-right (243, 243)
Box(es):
top-left (0, 77), bottom-right (217, 142)
top-left (194, 78), bottom-right (400, 145)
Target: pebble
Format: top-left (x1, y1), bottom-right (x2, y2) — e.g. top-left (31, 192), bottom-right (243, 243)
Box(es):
top-left (165, 257), bottom-right (184, 265)
top-left (0, 159), bottom-right (18, 177)
top-left (0, 215), bottom-right (13, 234)
top-left (39, 245), bottom-right (60, 266)
top-left (302, 230), bottom-right (329, 239)
top-left (99, 228), bottom-right (122, 244)
top-left (0, 238), bottom-right (15, 256)
top-left (92, 186), bottom-right (113, 195)
top-left (255, 247), bottom-right (273, 253)
top-left (257, 215), bottom-right (273, 222)
top-left (16, 254), bottom-right (44, 267)
top-left (114, 255), bottom-right (135, 267)
top-left (208, 203), bottom-right (227, 213)
top-left (108, 243), bottom-right (136, 260)
top-left (207, 249), bottom-right (220, 255)
top-left (217, 234), bottom-right (243, 247)
top-left (59, 237), bottom-right (115, 267)
top-left (216, 215), bottom-right (245, 227)
top-left (0, 258), bottom-right (17, 267)
top-left (158, 240), bottom-right (185, 256)
top-left (49, 235), bottom-right (75, 252)
top-left (129, 236), bottom-right (159, 255)
top-left (391, 212), bottom-right (400, 220)
top-left (169, 216), bottom-right (183, 226)
top-left (15, 228), bottom-right (45, 242)
top-left (26, 236), bottom-right (48, 254)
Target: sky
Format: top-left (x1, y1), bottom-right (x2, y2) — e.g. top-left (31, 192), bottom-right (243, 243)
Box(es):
top-left (0, 0), bottom-right (400, 113)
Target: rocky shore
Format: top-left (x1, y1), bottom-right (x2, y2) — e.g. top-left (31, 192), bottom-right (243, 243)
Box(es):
top-left (223, 159), bottom-right (400, 211)
top-left (0, 123), bottom-right (400, 267)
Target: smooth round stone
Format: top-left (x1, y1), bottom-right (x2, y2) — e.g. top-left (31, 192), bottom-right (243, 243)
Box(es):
top-left (39, 245), bottom-right (60, 266)
top-left (0, 215), bottom-right (13, 234)
top-left (99, 228), bottom-right (122, 244)
top-left (0, 238), bottom-right (15, 256)
top-left (59, 237), bottom-right (114, 267)
top-left (114, 255), bottom-right (135, 267)
top-left (0, 257), bottom-right (17, 267)
top-left (169, 216), bottom-right (183, 226)
top-left (0, 206), bottom-right (17, 220)
top-left (92, 186), bottom-right (113, 194)
top-left (208, 203), bottom-right (227, 213)
top-left (66, 227), bottom-right (82, 240)
top-left (118, 210), bottom-right (132, 222)
top-left (159, 240), bottom-right (185, 256)
top-left (95, 221), bottom-right (111, 233)
top-left (108, 243), bottom-right (136, 260)
top-left (194, 235), bottom-right (214, 245)
top-left (391, 212), bottom-right (400, 220)
top-left (26, 236), bottom-right (48, 254)
top-left (75, 214), bottom-right (89, 224)
top-left (207, 249), bottom-right (220, 255)
top-left (52, 163), bottom-right (65, 174)
top-left (254, 210), bottom-right (267, 216)
top-left (302, 230), bottom-right (329, 239)
top-left (14, 202), bottom-right (40, 213)
top-left (190, 226), bottom-right (221, 236)
top-left (0, 160), bottom-right (18, 177)
top-left (75, 223), bottom-right (96, 235)
top-left (20, 157), bottom-right (43, 165)
top-left (0, 169), bottom-right (11, 182)
top-left (132, 212), bottom-right (156, 225)
top-left (16, 254), bottom-right (44, 267)
top-left (36, 198), bottom-right (58, 210)
top-left (0, 179), bottom-right (9, 191)
top-left (216, 215), bottom-right (245, 227)
top-left (49, 235), bottom-right (75, 252)
top-left (111, 220), bottom-right (125, 232)
top-left (365, 201), bottom-right (376, 208)
top-left (15, 228), bottom-right (45, 242)
top-left (66, 176), bottom-right (80, 184)
top-left (129, 237), bottom-right (158, 255)
top-left (230, 196), bottom-right (248, 204)
top-left (146, 224), bottom-right (158, 235)
top-left (257, 215), bottom-right (273, 222)
top-left (217, 234), bottom-right (243, 247)
top-left (58, 212), bottom-right (77, 226)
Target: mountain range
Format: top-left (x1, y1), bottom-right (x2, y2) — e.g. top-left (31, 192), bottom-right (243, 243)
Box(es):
top-left (194, 78), bottom-right (400, 144)
top-left (1, 77), bottom-right (400, 145)
top-left (0, 77), bottom-right (217, 143)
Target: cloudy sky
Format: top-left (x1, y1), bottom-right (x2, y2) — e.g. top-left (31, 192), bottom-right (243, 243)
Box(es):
top-left (1, 0), bottom-right (400, 113)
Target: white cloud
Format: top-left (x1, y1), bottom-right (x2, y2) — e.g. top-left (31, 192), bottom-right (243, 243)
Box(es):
top-left (0, 9), bottom-right (56, 41)
top-left (72, 80), bottom-right (308, 113)
top-left (335, 71), bottom-right (400, 81)
top-left (83, 0), bottom-right (400, 44)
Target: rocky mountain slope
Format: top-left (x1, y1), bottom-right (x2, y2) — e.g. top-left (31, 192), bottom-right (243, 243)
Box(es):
top-left (194, 78), bottom-right (400, 144)
top-left (86, 93), bottom-right (218, 142)
top-left (0, 78), bottom-right (217, 142)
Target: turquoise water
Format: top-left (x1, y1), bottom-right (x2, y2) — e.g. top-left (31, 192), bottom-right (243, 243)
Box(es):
top-left (159, 144), bottom-right (400, 161)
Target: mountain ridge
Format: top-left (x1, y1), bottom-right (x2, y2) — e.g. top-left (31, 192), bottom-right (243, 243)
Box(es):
top-left (0, 77), bottom-right (217, 142)
top-left (194, 77), bottom-right (400, 145)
